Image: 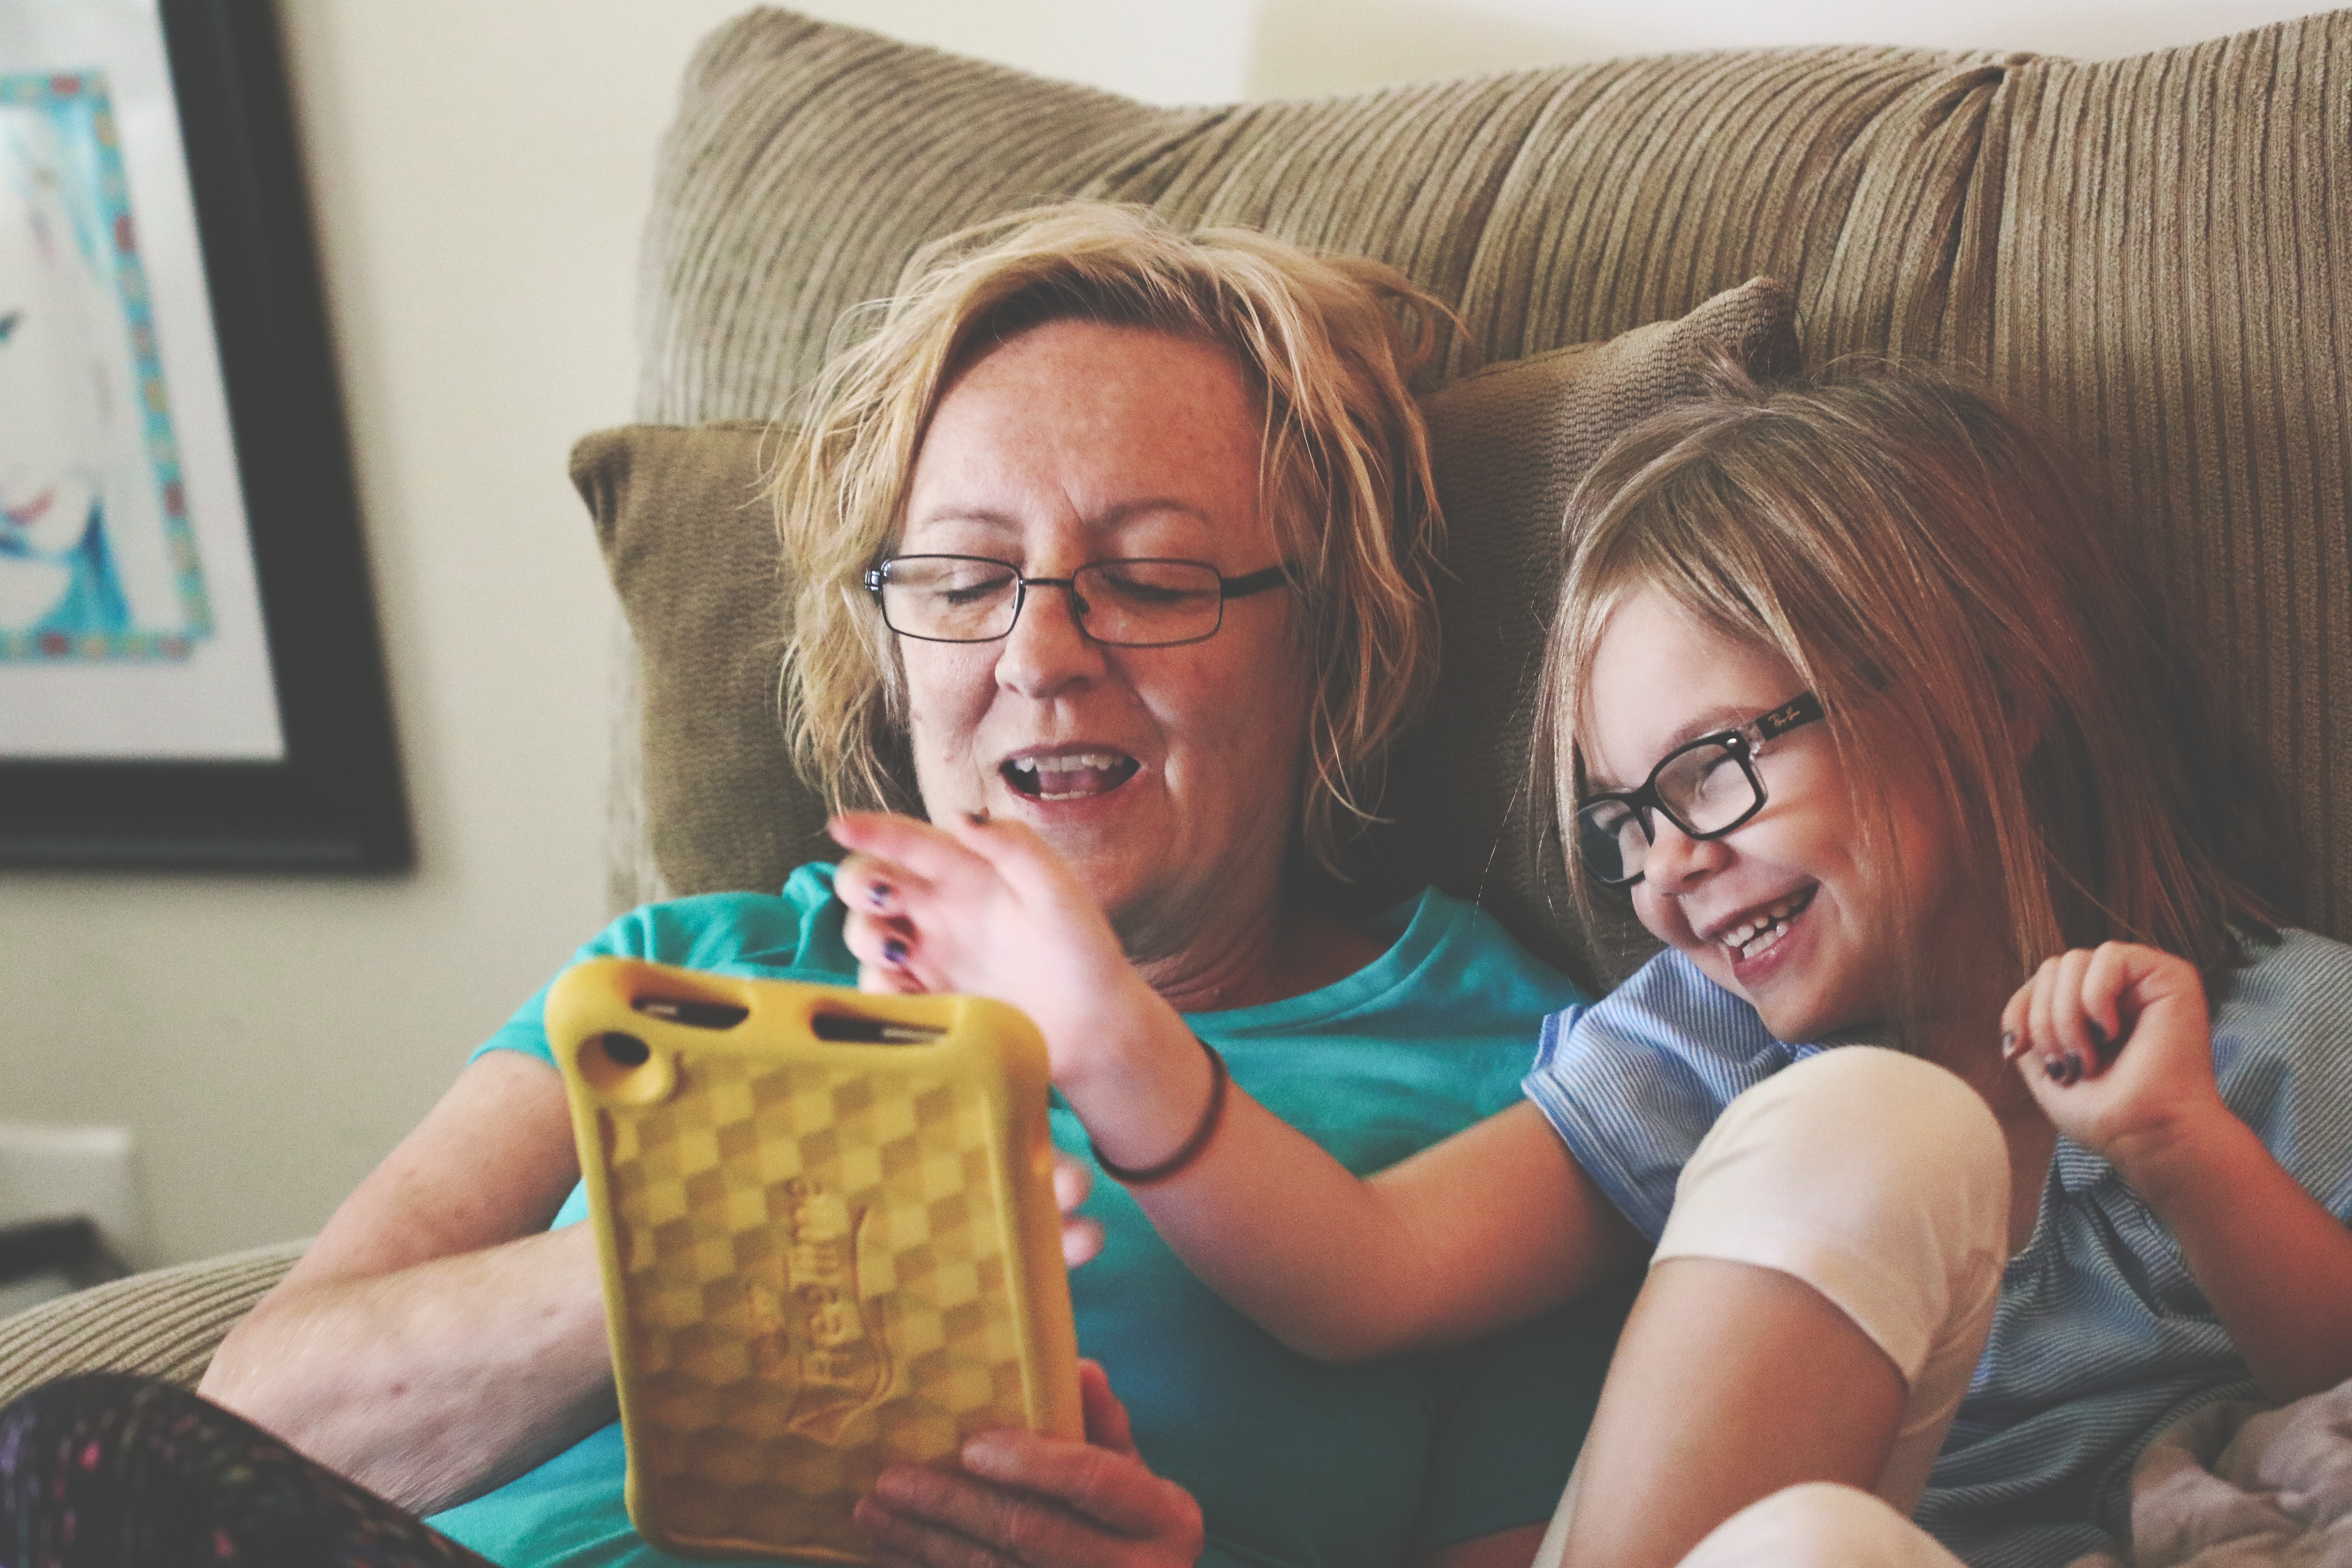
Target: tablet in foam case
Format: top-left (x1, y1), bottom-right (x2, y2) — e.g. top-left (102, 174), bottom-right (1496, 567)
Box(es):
top-left (546, 958), bottom-right (1084, 1563)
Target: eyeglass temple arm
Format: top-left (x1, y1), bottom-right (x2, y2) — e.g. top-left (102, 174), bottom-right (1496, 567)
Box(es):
top-left (1751, 691), bottom-right (1825, 741)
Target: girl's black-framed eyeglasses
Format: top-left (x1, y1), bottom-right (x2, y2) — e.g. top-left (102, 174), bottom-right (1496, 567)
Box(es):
top-left (1575, 692), bottom-right (1826, 886)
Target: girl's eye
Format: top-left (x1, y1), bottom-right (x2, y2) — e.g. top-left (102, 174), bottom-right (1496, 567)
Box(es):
top-left (1691, 752), bottom-right (1742, 799)
top-left (1582, 800), bottom-right (1635, 836)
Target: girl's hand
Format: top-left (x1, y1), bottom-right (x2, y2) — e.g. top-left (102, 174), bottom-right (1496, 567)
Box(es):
top-left (2002, 942), bottom-right (2226, 1172)
top-left (831, 810), bottom-right (1170, 1097)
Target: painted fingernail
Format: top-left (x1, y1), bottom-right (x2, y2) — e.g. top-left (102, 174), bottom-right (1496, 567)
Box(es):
top-left (2085, 1020), bottom-right (2111, 1061)
top-left (2000, 1030), bottom-right (2024, 1062)
top-left (866, 881), bottom-right (891, 909)
top-left (2062, 1053), bottom-right (2085, 1086)
top-left (964, 808), bottom-right (991, 826)
top-left (882, 937), bottom-right (908, 965)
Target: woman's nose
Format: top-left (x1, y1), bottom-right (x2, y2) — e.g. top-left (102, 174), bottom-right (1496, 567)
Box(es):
top-left (994, 581), bottom-right (1107, 697)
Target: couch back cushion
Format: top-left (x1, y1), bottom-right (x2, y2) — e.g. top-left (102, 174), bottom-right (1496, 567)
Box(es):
top-left (617, 6), bottom-right (2351, 961)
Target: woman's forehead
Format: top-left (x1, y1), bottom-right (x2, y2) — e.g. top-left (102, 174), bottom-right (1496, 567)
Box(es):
top-left (902, 320), bottom-right (1274, 557)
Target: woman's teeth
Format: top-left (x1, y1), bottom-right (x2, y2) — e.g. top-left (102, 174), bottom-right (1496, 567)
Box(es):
top-left (1722, 891), bottom-right (1813, 961)
top-left (1004, 752), bottom-right (1137, 800)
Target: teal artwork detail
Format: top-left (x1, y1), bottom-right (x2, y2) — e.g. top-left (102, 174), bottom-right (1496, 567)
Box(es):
top-left (0, 69), bottom-right (210, 662)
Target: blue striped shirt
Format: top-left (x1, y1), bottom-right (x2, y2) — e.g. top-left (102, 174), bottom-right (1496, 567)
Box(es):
top-left (1524, 928), bottom-right (2352, 1568)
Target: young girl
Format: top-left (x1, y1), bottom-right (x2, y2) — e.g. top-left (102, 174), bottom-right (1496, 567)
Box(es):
top-left (832, 365), bottom-right (2352, 1568)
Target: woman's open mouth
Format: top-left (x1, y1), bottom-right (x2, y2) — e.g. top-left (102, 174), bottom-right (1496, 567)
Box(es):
top-left (1000, 750), bottom-right (1141, 801)
top-left (1719, 887), bottom-right (1816, 963)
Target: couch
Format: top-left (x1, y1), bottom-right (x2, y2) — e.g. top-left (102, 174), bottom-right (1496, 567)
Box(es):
top-left (3, 1), bottom-right (2345, 1423)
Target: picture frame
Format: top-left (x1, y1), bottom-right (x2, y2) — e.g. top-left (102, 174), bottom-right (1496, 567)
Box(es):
top-left (0, 0), bottom-right (408, 870)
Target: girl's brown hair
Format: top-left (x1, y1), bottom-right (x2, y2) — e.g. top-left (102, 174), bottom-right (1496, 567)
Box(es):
top-left (1535, 361), bottom-right (2294, 1013)
top-left (773, 203), bottom-right (1452, 875)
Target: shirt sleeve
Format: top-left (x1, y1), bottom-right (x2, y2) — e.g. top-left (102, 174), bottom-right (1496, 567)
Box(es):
top-left (471, 909), bottom-right (668, 1067)
top-left (1521, 951), bottom-right (1792, 1241)
top-left (2212, 928), bottom-right (2352, 1221)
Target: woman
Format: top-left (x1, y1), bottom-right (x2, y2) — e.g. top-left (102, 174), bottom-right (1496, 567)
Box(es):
top-left (156, 205), bottom-right (1621, 1568)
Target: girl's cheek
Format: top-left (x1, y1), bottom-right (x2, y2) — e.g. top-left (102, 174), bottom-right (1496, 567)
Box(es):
top-left (1630, 884), bottom-right (1690, 947)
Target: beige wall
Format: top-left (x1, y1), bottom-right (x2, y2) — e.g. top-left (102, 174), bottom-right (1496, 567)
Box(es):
top-left (0, 0), bottom-right (2327, 1268)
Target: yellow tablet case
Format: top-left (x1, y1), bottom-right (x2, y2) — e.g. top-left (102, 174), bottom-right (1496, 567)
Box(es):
top-left (546, 958), bottom-right (1084, 1563)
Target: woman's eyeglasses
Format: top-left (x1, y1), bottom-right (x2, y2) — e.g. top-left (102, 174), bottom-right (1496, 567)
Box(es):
top-left (865, 555), bottom-right (1287, 648)
top-left (1575, 693), bottom-right (1826, 886)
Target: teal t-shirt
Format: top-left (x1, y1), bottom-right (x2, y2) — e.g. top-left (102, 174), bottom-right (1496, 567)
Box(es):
top-left (432, 866), bottom-right (1621, 1568)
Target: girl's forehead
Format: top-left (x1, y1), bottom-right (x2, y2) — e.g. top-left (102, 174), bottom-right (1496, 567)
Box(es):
top-left (1579, 588), bottom-right (1802, 782)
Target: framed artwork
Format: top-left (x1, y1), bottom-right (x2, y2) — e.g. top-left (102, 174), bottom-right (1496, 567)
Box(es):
top-left (0, 0), bottom-right (407, 869)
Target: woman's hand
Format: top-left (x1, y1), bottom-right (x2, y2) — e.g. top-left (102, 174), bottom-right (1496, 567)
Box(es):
top-left (833, 811), bottom-right (1177, 1098)
top-left (2002, 941), bottom-right (2225, 1172)
top-left (854, 1360), bottom-right (1205, 1568)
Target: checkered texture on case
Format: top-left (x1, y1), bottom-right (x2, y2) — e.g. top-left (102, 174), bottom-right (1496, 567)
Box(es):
top-left (605, 1051), bottom-right (1033, 1561)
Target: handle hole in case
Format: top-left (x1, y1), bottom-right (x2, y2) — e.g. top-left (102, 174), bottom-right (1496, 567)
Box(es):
top-left (578, 1031), bottom-right (675, 1104)
top-left (811, 1012), bottom-right (945, 1045)
top-left (632, 996), bottom-right (749, 1029)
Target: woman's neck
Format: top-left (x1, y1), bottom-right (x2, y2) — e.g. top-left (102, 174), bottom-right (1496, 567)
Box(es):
top-left (1131, 897), bottom-right (1385, 1015)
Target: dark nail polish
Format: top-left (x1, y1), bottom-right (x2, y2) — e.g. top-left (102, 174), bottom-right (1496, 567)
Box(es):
top-left (2085, 1019), bottom-right (2111, 1061)
top-left (965, 808), bottom-right (991, 826)
top-left (2000, 1030), bottom-right (2020, 1060)
top-left (867, 882), bottom-right (891, 909)
top-left (882, 937), bottom-right (907, 965)
top-left (2044, 1057), bottom-right (2066, 1082)
top-left (2062, 1053), bottom-right (2085, 1086)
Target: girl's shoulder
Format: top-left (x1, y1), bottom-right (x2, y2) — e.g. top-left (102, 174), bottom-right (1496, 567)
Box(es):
top-left (1532, 947), bottom-right (1798, 1102)
top-left (2210, 928), bottom-right (2352, 1216)
top-left (2214, 926), bottom-right (2352, 1047)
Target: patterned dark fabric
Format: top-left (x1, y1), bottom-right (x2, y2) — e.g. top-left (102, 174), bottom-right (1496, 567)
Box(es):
top-left (0, 1374), bottom-right (490, 1568)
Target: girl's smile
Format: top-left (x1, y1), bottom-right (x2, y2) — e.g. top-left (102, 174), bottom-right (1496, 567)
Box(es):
top-left (1584, 588), bottom-right (1983, 1050)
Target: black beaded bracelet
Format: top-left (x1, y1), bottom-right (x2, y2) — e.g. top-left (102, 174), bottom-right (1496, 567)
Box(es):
top-left (1091, 1036), bottom-right (1230, 1187)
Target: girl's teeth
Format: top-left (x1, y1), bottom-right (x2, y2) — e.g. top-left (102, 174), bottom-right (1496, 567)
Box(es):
top-left (1724, 893), bottom-right (1808, 958)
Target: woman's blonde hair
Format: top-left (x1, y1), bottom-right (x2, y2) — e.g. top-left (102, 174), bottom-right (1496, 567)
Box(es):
top-left (1535, 362), bottom-right (2294, 1014)
top-left (773, 203), bottom-right (1450, 874)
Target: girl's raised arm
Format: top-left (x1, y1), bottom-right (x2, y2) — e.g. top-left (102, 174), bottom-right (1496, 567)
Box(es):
top-left (2006, 942), bottom-right (2352, 1403)
top-left (829, 810), bottom-right (1646, 1359)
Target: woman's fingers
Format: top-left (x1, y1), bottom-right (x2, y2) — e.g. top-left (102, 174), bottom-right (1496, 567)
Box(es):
top-left (955, 1429), bottom-right (1203, 1552)
top-left (855, 1488), bottom-right (1025, 1568)
top-left (1076, 1360), bottom-right (1136, 1456)
top-left (858, 1443), bottom-right (1201, 1567)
